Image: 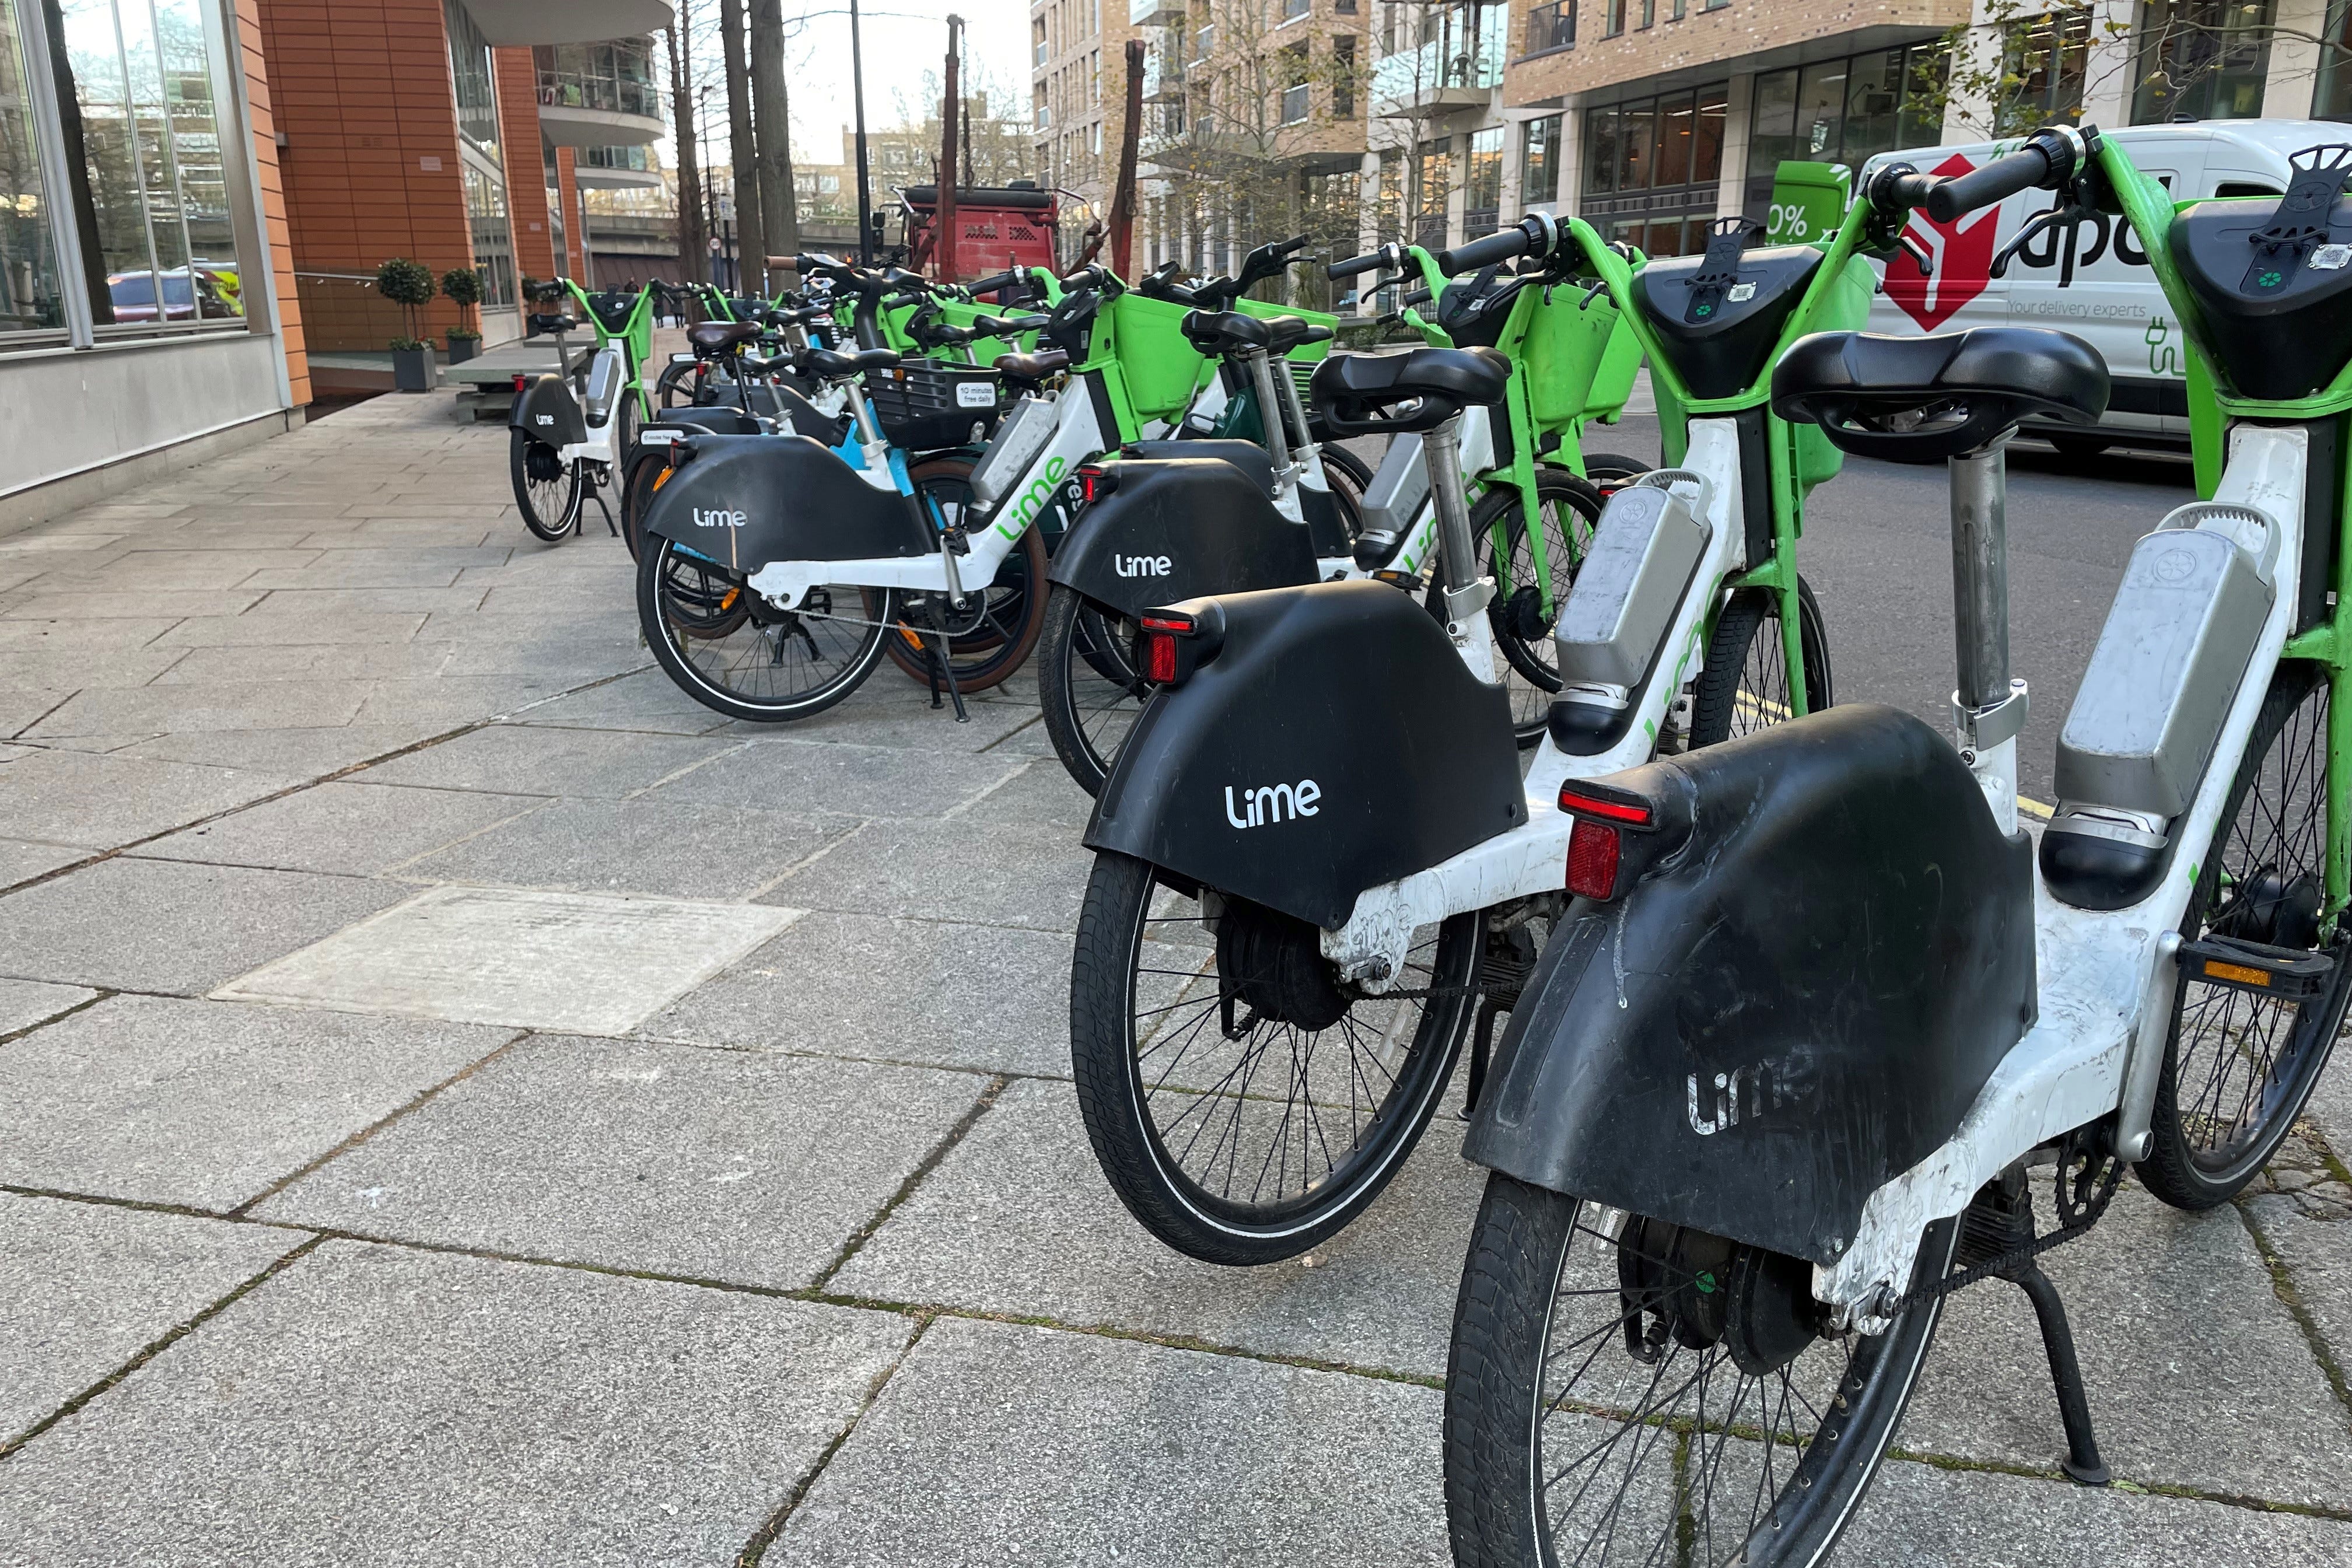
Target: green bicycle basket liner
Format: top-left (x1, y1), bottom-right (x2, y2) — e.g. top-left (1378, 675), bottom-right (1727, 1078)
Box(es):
top-left (1521, 286), bottom-right (1623, 430)
top-left (1108, 292), bottom-right (1210, 419)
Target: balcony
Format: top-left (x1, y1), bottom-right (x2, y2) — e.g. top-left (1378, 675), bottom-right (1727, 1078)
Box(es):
top-left (1130, 0), bottom-right (1183, 23)
top-left (1373, 5), bottom-right (1506, 116)
top-left (1142, 47), bottom-right (1182, 103)
top-left (460, 1), bottom-right (673, 46)
top-left (1189, 24), bottom-right (1214, 64)
top-left (575, 144), bottom-right (664, 189)
top-left (535, 38), bottom-right (666, 147)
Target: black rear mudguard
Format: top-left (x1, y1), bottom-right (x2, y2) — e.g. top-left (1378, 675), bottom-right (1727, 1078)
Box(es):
top-left (651, 406), bottom-right (762, 437)
top-left (1463, 704), bottom-right (2037, 1266)
top-left (639, 433), bottom-right (933, 573)
top-left (511, 374), bottom-right (585, 446)
top-left (1049, 458), bottom-right (1318, 621)
top-left (1084, 578), bottom-right (1525, 929)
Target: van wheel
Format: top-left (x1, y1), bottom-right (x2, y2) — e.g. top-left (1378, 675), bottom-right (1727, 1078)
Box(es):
top-left (2048, 433), bottom-right (2110, 464)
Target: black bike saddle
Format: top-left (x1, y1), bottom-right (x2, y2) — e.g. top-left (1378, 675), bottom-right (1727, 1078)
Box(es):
top-left (1311, 346), bottom-right (1510, 435)
top-left (1770, 328), bottom-right (2110, 464)
top-left (799, 345), bottom-right (900, 377)
top-left (687, 321), bottom-right (764, 353)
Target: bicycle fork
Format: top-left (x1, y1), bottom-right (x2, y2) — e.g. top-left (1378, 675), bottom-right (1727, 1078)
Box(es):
top-left (1423, 416), bottom-right (1500, 685)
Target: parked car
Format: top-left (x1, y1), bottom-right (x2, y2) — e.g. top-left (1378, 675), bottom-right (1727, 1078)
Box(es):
top-left (105, 267), bottom-right (242, 323)
top-left (1857, 120), bottom-right (2337, 457)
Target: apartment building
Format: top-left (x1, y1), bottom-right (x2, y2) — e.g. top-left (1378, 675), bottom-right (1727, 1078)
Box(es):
top-left (1032, 0), bottom-right (1130, 256)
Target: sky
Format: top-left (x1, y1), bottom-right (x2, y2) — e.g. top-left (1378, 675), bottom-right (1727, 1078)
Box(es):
top-left (674, 0), bottom-right (1032, 167)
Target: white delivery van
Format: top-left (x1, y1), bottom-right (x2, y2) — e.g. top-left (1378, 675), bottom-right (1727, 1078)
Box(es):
top-left (1856, 121), bottom-right (2343, 456)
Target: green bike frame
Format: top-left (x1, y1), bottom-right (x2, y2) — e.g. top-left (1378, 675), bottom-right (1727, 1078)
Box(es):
top-left (554, 275), bottom-right (657, 420)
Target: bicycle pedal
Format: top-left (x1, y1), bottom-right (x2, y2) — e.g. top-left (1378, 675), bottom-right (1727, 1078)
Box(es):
top-left (2176, 933), bottom-right (2334, 1000)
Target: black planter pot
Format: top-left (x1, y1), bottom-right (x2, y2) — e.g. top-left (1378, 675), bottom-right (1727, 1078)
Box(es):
top-left (446, 334), bottom-right (481, 364)
top-left (392, 345), bottom-right (436, 393)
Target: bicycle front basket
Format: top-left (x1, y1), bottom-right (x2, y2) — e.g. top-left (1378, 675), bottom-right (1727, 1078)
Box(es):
top-left (867, 362), bottom-right (1007, 450)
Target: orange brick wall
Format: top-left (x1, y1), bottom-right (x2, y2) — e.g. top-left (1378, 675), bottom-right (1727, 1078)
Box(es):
top-left (494, 46), bottom-right (555, 282)
top-left (555, 146), bottom-right (586, 279)
top-left (255, 0), bottom-right (477, 341)
top-left (232, 0), bottom-right (308, 406)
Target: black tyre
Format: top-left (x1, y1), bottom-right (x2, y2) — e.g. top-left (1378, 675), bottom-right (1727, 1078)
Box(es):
top-left (878, 458), bottom-right (1049, 693)
top-left (1689, 576), bottom-right (1832, 748)
top-left (1477, 469), bottom-right (1606, 747)
top-left (2140, 661), bottom-right (2347, 1209)
top-left (656, 357), bottom-right (701, 408)
top-left (511, 428), bottom-right (583, 542)
top-left (2048, 433), bottom-right (2110, 464)
top-left (619, 444), bottom-right (669, 561)
top-left (1444, 1175), bottom-right (1960, 1568)
top-left (1039, 585), bottom-right (1147, 796)
top-left (1320, 440), bottom-right (1374, 522)
top-left (1581, 450), bottom-right (1650, 494)
top-left (1070, 850), bottom-right (1480, 1264)
top-left (637, 538), bottom-right (891, 723)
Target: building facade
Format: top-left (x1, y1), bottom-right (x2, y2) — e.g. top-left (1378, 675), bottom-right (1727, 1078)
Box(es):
top-left (1032, 0), bottom-right (1133, 254)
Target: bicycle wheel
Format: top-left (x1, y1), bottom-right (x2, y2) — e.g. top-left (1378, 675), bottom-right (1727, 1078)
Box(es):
top-left (1477, 469), bottom-right (1606, 747)
top-left (1070, 850), bottom-right (1480, 1264)
top-left (619, 445), bottom-right (670, 561)
top-left (2140, 661), bottom-right (2346, 1209)
top-left (1688, 577), bottom-right (1832, 748)
top-left (1039, 584), bottom-right (1147, 796)
top-left (1445, 1175), bottom-right (1960, 1568)
top-left (636, 537), bottom-right (891, 723)
top-left (511, 429), bottom-right (583, 542)
top-left (1581, 452), bottom-right (1650, 492)
top-left (880, 457), bottom-right (1049, 693)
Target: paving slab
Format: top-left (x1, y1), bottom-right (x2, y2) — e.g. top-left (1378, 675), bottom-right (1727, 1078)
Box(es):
top-left (2306, 1056), bottom-right (2352, 1171)
top-left (769, 1317), bottom-right (1448, 1567)
top-left (113, 723), bottom-right (450, 778)
top-left (38, 548), bottom-right (321, 590)
top-left (239, 546), bottom-right (513, 591)
top-left (1901, 1186), bottom-right (2352, 1507)
top-left (0, 979), bottom-right (97, 1037)
top-left (1846, 1453), bottom-right (2352, 1567)
top-left (355, 722), bottom-right (742, 799)
top-left (138, 780), bottom-right (547, 876)
top-left (765, 815), bottom-right (1096, 932)
top-left (0, 839), bottom-right (85, 888)
top-left (350, 673), bottom-right (575, 727)
top-left (148, 607), bottom-right (430, 646)
top-left (1, 589), bottom-right (267, 621)
top-left (835, 1078), bottom-right (1480, 1376)
top-left (0, 648), bottom-right (190, 691)
top-left (397, 796), bottom-right (854, 898)
top-left (645, 911), bottom-right (1073, 1075)
top-left (0, 618), bottom-right (181, 652)
top-left (712, 680), bottom-right (1045, 753)
top-left (647, 737), bottom-right (1025, 821)
top-left (2244, 1193), bottom-right (2352, 1392)
top-left (258, 1035), bottom-right (987, 1289)
top-left (0, 1242), bottom-right (914, 1567)
top-left (0, 1194), bottom-right (302, 1444)
top-left (977, 757), bottom-right (1102, 831)
top-left (0, 690), bottom-right (71, 740)
top-left (509, 668), bottom-right (736, 734)
top-left (0, 859), bottom-right (407, 995)
top-left (23, 679), bottom-right (368, 739)
top-left (219, 885), bottom-right (803, 1035)
top-left (0, 748), bottom-right (294, 848)
top-left (152, 642), bottom-right (459, 684)
top-left (0, 994), bottom-right (510, 1209)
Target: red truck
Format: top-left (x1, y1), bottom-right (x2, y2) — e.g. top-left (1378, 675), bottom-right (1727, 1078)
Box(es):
top-left (897, 183), bottom-right (1059, 283)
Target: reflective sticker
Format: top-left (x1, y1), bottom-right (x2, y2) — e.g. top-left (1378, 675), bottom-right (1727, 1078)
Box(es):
top-left (2314, 244), bottom-right (2351, 271)
top-left (1727, 282), bottom-right (1757, 303)
top-left (956, 382), bottom-right (996, 408)
top-left (671, 352), bottom-right (698, 363)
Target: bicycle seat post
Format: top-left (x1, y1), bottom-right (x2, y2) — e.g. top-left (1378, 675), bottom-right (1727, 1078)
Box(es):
top-left (1949, 438), bottom-right (2025, 835)
top-left (1422, 415), bottom-right (1494, 636)
top-left (1238, 345), bottom-right (1296, 497)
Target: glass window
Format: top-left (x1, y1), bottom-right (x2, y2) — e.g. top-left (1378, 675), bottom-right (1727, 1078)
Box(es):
top-left (2133, 0), bottom-right (2273, 124)
top-left (1842, 49), bottom-right (1905, 164)
top-left (1693, 85), bottom-right (1726, 184)
top-left (444, 0), bottom-right (498, 159)
top-left (1414, 136), bottom-right (1450, 246)
top-left (464, 161), bottom-right (513, 308)
top-left (1899, 44), bottom-right (1950, 146)
top-left (1519, 113), bottom-right (1561, 206)
top-left (1617, 96), bottom-right (1655, 190)
top-left (1745, 68), bottom-right (1797, 183)
top-left (1333, 34), bottom-right (1354, 118)
top-left (51, 0), bottom-right (246, 334)
top-left (2000, 7), bottom-right (2091, 131)
top-left (1793, 60), bottom-right (1849, 162)
top-left (1584, 103), bottom-right (1618, 195)
top-left (1526, 0), bottom-right (1574, 52)
top-left (0, 0), bottom-right (65, 338)
top-left (1656, 90), bottom-right (1695, 188)
top-left (1605, 0), bottom-right (1626, 35)
top-left (1464, 125), bottom-right (1502, 230)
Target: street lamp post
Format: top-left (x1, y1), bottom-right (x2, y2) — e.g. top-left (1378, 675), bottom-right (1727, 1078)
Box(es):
top-left (850, 0), bottom-right (872, 264)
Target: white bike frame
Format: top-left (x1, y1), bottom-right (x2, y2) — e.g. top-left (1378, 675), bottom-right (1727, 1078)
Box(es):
top-left (1818, 422), bottom-right (2308, 1326)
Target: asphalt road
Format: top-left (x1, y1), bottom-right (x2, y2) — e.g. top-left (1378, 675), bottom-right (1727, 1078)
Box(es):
top-left (1587, 415), bottom-right (2199, 803)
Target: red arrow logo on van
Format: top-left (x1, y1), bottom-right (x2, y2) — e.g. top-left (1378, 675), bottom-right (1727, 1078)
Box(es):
top-left (1884, 153), bottom-right (2007, 332)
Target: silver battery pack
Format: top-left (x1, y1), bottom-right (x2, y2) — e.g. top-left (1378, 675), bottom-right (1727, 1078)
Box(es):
top-left (2054, 503), bottom-right (2278, 819)
top-left (968, 394), bottom-right (1057, 508)
top-left (1357, 430), bottom-right (1431, 537)
top-left (1553, 478), bottom-right (1712, 691)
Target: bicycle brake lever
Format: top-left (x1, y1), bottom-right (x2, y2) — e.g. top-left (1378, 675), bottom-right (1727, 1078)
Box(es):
top-left (1987, 204), bottom-right (2082, 281)
top-left (1899, 233), bottom-right (1933, 278)
top-left (1576, 279), bottom-right (1607, 310)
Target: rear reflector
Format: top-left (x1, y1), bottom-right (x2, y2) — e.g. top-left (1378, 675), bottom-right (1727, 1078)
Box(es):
top-left (1077, 464), bottom-right (1119, 504)
top-left (1566, 817), bottom-right (1621, 901)
top-left (1144, 631), bottom-right (1180, 683)
top-left (1559, 785), bottom-right (1652, 825)
top-left (511, 374), bottom-right (528, 393)
top-left (1138, 612), bottom-right (1195, 635)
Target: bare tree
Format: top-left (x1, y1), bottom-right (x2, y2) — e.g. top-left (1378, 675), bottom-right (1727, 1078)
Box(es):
top-left (750, 0), bottom-right (800, 263)
top-left (720, 0), bottom-right (765, 289)
top-left (666, 16), bottom-right (708, 287)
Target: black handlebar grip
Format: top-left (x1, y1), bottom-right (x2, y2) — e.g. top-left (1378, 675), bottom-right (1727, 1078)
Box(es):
top-left (968, 270), bottom-right (1019, 295)
top-left (1403, 286), bottom-right (1433, 307)
top-left (1880, 170), bottom-right (1943, 212)
top-left (1273, 233), bottom-right (1308, 257)
top-left (1326, 251), bottom-right (1387, 281)
top-left (1926, 146), bottom-right (2053, 223)
top-left (1437, 226), bottom-right (1531, 276)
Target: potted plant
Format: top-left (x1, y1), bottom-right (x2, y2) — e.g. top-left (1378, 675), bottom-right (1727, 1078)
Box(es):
top-left (375, 257), bottom-right (438, 391)
top-left (441, 265), bottom-right (484, 363)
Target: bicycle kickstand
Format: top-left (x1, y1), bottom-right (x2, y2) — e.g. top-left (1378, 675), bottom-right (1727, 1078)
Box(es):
top-left (586, 483), bottom-right (619, 539)
top-left (923, 627), bottom-right (969, 723)
top-left (2005, 1259), bottom-right (2110, 1486)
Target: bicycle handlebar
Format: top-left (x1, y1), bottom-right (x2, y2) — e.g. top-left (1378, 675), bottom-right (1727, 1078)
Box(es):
top-left (1438, 226), bottom-right (1530, 276)
top-left (968, 270), bottom-right (1021, 296)
top-left (1924, 129), bottom-right (2080, 222)
top-left (1326, 245), bottom-right (1399, 281)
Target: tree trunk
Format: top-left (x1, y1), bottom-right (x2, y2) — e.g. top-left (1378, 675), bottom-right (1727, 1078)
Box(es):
top-left (937, 17), bottom-right (960, 282)
top-left (749, 0), bottom-right (800, 268)
top-left (721, 0), bottom-right (765, 294)
top-left (666, 22), bottom-right (707, 294)
top-left (1109, 39), bottom-right (1143, 278)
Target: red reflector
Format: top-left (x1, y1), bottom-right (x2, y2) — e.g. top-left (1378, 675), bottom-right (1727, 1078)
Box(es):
top-left (1559, 786), bottom-right (1652, 825)
top-left (1138, 612), bottom-right (1195, 635)
top-left (1077, 465), bottom-right (1111, 503)
top-left (1566, 817), bottom-right (1622, 900)
top-left (511, 374), bottom-right (528, 393)
top-left (1144, 630), bottom-right (1180, 683)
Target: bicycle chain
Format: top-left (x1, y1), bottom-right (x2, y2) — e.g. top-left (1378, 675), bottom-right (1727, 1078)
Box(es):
top-left (1889, 1140), bottom-right (2123, 1315)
